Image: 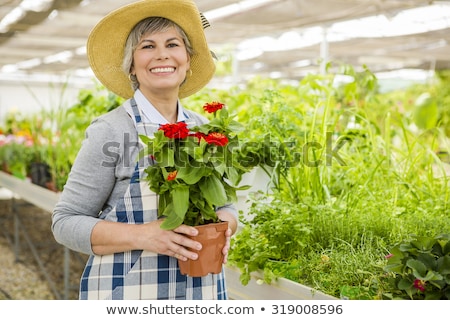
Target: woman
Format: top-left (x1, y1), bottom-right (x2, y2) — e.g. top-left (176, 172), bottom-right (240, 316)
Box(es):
top-left (52, 0), bottom-right (238, 300)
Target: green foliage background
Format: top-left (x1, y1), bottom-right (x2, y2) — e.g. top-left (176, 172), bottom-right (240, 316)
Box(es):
top-left (1, 65), bottom-right (449, 299)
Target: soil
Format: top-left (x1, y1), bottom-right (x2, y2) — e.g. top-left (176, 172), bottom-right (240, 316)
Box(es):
top-left (0, 196), bottom-right (87, 300)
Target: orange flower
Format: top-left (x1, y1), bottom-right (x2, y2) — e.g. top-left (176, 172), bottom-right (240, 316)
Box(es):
top-left (167, 170), bottom-right (177, 181)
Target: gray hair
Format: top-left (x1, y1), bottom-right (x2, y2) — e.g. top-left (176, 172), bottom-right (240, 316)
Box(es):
top-left (122, 17), bottom-right (194, 92)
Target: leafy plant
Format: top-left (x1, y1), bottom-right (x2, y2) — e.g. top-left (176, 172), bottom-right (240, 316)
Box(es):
top-left (383, 233), bottom-right (450, 300)
top-left (227, 64), bottom-right (450, 299)
top-left (229, 195), bottom-right (312, 285)
top-left (139, 102), bottom-right (254, 230)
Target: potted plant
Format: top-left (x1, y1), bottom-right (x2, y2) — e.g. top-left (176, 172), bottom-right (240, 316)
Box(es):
top-left (139, 101), bottom-right (254, 277)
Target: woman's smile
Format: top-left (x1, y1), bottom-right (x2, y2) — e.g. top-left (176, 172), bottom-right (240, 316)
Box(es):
top-left (150, 66), bottom-right (176, 74)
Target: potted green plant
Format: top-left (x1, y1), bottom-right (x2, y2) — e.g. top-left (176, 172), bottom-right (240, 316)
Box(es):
top-left (139, 101), bottom-right (254, 276)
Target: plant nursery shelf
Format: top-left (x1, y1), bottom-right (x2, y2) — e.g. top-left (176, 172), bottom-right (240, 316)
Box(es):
top-left (0, 171), bottom-right (60, 212)
top-left (224, 266), bottom-right (336, 300)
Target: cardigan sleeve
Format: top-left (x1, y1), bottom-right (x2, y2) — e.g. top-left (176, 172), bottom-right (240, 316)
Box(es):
top-left (51, 109), bottom-right (135, 255)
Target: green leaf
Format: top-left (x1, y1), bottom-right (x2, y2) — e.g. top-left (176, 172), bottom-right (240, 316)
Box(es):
top-left (160, 211), bottom-right (184, 230)
top-left (413, 93), bottom-right (438, 130)
top-left (156, 146), bottom-right (174, 167)
top-left (172, 185), bottom-right (189, 218)
top-left (422, 270), bottom-right (443, 281)
top-left (397, 278), bottom-right (412, 290)
top-left (139, 134), bottom-right (152, 145)
top-left (239, 272), bottom-right (251, 286)
top-left (177, 166), bottom-right (208, 184)
top-left (157, 192), bottom-right (169, 218)
top-left (199, 174), bottom-right (227, 206)
top-left (160, 202), bottom-right (183, 230)
top-left (417, 252), bottom-right (437, 270)
top-left (189, 139), bottom-right (208, 161)
top-left (411, 236), bottom-right (435, 251)
top-left (437, 256), bottom-right (450, 275)
top-left (213, 160), bottom-right (226, 176)
top-left (441, 239), bottom-right (450, 255)
top-left (407, 259), bottom-right (427, 278)
top-left (384, 263), bottom-right (404, 274)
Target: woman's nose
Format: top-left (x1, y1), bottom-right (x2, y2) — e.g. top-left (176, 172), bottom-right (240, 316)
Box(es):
top-left (156, 47), bottom-right (169, 60)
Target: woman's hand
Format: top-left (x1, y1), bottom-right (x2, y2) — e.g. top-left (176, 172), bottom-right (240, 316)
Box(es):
top-left (216, 209), bottom-right (238, 264)
top-left (91, 219), bottom-right (202, 261)
top-left (91, 211), bottom-right (237, 263)
top-left (222, 226), bottom-right (232, 264)
top-left (143, 220), bottom-right (202, 261)
top-left (154, 220), bottom-right (233, 264)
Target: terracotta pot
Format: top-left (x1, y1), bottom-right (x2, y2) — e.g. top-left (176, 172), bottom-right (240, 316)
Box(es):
top-left (178, 221), bottom-right (228, 277)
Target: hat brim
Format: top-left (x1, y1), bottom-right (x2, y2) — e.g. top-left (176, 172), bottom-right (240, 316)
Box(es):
top-left (87, 0), bottom-right (215, 99)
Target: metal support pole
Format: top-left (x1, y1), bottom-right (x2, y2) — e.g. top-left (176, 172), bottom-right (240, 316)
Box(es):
top-left (232, 47), bottom-right (240, 86)
top-left (12, 197), bottom-right (20, 261)
top-left (16, 212), bottom-right (62, 299)
top-left (64, 247), bottom-right (71, 299)
top-left (320, 26), bottom-right (329, 74)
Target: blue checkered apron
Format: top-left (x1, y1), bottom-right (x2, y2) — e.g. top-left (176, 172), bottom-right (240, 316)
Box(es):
top-left (79, 99), bottom-right (227, 300)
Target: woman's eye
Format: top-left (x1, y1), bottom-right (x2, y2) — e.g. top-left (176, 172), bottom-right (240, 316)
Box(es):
top-left (168, 43), bottom-right (179, 48)
top-left (142, 44), bottom-right (154, 49)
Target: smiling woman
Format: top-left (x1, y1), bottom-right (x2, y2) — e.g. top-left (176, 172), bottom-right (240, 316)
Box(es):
top-left (51, 0), bottom-right (238, 301)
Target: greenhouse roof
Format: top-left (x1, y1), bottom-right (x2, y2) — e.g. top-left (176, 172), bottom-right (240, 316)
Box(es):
top-left (0, 0), bottom-right (449, 83)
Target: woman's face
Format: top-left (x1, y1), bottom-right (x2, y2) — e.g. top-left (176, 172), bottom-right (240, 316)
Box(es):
top-left (131, 26), bottom-right (190, 98)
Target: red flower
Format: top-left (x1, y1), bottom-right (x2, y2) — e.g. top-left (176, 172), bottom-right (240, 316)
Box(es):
top-left (413, 279), bottom-right (426, 292)
top-left (167, 170), bottom-right (177, 181)
top-left (203, 101), bottom-right (224, 114)
top-left (204, 132), bottom-right (229, 146)
top-left (159, 122), bottom-right (189, 139)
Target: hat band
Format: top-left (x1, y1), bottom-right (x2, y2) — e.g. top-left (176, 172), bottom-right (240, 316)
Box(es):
top-left (200, 13), bottom-right (210, 29)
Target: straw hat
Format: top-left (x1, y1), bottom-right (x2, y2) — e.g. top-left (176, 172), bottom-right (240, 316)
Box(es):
top-left (87, 0), bottom-right (215, 99)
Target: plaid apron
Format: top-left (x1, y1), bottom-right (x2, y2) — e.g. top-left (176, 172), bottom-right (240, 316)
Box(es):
top-left (79, 99), bottom-right (227, 300)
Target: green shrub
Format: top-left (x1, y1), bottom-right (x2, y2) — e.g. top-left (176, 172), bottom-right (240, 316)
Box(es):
top-left (383, 233), bottom-right (450, 300)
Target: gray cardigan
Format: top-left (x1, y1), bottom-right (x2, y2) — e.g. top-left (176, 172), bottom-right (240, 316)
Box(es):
top-left (51, 100), bottom-right (237, 255)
